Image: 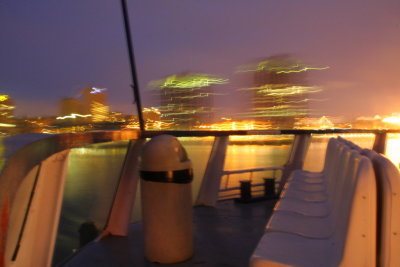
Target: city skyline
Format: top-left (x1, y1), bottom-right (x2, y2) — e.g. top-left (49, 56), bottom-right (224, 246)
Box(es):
top-left (1, 1), bottom-right (400, 120)
top-left (5, 87), bottom-right (400, 136)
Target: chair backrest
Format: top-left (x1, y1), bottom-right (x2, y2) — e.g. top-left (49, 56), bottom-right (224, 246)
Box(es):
top-left (364, 149), bottom-right (400, 267)
top-left (330, 150), bottom-right (360, 220)
top-left (338, 154), bottom-right (377, 267)
top-left (322, 138), bottom-right (340, 174)
top-left (337, 136), bottom-right (362, 151)
top-left (326, 145), bottom-right (350, 200)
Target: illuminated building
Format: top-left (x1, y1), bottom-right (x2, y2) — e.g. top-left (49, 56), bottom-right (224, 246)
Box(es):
top-left (149, 73), bottom-right (228, 129)
top-left (237, 54), bottom-right (327, 128)
top-left (143, 107), bottom-right (161, 122)
top-left (143, 107), bottom-right (160, 129)
top-left (353, 115), bottom-right (383, 129)
top-left (57, 87), bottom-right (110, 123)
top-left (108, 111), bottom-right (126, 123)
top-left (59, 98), bottom-right (81, 116)
top-left (353, 114), bottom-right (400, 129)
top-left (294, 116), bottom-right (334, 129)
top-left (20, 117), bottom-right (53, 134)
top-left (58, 98), bottom-right (86, 124)
top-left (0, 95), bottom-right (16, 131)
top-left (382, 114), bottom-right (400, 129)
top-left (81, 87), bottom-right (110, 122)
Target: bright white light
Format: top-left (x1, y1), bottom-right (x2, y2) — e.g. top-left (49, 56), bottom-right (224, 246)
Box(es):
top-left (90, 87), bottom-right (107, 94)
top-left (383, 116), bottom-right (400, 124)
top-left (56, 113), bottom-right (92, 120)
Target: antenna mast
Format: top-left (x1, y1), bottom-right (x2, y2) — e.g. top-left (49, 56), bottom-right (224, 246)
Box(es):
top-left (121, 0), bottom-right (145, 131)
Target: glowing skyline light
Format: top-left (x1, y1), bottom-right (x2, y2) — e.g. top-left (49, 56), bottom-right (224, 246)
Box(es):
top-left (90, 87), bottom-right (107, 94)
top-left (0, 123), bottom-right (16, 127)
top-left (150, 73), bottom-right (228, 89)
top-left (383, 115), bottom-right (400, 124)
top-left (143, 107), bottom-right (161, 114)
top-left (237, 58), bottom-right (329, 74)
top-left (245, 85), bottom-right (322, 96)
top-left (0, 95), bottom-right (10, 102)
top-left (275, 66), bottom-right (330, 74)
top-left (56, 113), bottom-right (92, 120)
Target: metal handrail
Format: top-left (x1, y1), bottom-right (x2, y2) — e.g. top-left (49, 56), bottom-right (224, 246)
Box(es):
top-left (219, 166), bottom-right (283, 198)
top-left (0, 128), bottom-right (392, 208)
top-left (223, 166), bottom-right (284, 175)
top-left (139, 129), bottom-right (400, 138)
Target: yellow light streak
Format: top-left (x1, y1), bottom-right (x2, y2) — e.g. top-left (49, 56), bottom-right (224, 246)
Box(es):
top-left (150, 73), bottom-right (228, 89)
top-left (197, 120), bottom-right (272, 131)
top-left (237, 59), bottom-right (329, 74)
top-left (0, 123), bottom-right (16, 127)
top-left (276, 66), bottom-right (330, 74)
top-left (143, 107), bottom-right (161, 114)
top-left (244, 85), bottom-right (322, 96)
top-left (0, 95), bottom-right (9, 102)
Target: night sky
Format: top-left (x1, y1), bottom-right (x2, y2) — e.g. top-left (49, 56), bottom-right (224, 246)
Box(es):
top-left (1, 0), bottom-right (400, 120)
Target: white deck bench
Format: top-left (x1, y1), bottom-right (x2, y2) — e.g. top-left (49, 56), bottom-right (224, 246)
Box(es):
top-left (363, 149), bottom-right (400, 267)
top-left (250, 138), bottom-right (377, 267)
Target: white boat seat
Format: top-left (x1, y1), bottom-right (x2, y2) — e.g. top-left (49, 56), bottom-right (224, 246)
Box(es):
top-left (267, 211), bottom-right (335, 239)
top-left (363, 149), bottom-right (400, 267)
top-left (280, 190), bottom-right (328, 202)
top-left (251, 231), bottom-right (343, 267)
top-left (250, 139), bottom-right (377, 267)
top-left (274, 197), bottom-right (329, 217)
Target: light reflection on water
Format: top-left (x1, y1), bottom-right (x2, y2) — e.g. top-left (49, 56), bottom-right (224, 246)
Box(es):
top-left (304, 134), bottom-right (375, 172)
top-left (223, 142), bottom-right (292, 188)
top-left (52, 141), bottom-right (128, 265)
top-left (386, 134), bottom-right (400, 168)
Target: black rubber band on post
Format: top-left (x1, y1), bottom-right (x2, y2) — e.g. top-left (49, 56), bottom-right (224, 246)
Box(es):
top-left (140, 169), bottom-right (193, 184)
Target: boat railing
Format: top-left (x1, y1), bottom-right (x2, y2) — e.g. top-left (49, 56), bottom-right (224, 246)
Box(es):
top-left (219, 166), bottom-right (283, 199)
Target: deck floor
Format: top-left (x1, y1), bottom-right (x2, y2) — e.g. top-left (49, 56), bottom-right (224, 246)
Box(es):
top-left (60, 199), bottom-right (277, 267)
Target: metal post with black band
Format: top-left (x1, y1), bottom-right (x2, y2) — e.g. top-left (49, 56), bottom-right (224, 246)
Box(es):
top-left (140, 135), bottom-right (193, 264)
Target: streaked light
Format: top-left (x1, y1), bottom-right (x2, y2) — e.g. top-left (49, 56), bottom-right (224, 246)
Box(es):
top-left (276, 66), bottom-right (330, 74)
top-left (0, 123), bottom-right (16, 127)
top-left (197, 120), bottom-right (272, 131)
top-left (143, 107), bottom-right (161, 114)
top-left (56, 113), bottom-right (92, 120)
top-left (244, 85), bottom-right (322, 96)
top-left (0, 95), bottom-right (9, 102)
top-left (90, 87), bottom-right (107, 94)
top-left (237, 59), bottom-right (329, 74)
top-left (150, 74), bottom-right (228, 89)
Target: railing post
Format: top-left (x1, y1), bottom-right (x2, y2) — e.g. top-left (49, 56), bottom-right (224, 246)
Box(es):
top-left (239, 180), bottom-right (252, 202)
top-left (264, 178), bottom-right (275, 197)
top-left (224, 174), bottom-right (230, 189)
top-left (372, 132), bottom-right (387, 154)
top-left (103, 139), bottom-right (145, 236)
top-left (278, 134), bottom-right (311, 194)
top-left (195, 136), bottom-right (229, 206)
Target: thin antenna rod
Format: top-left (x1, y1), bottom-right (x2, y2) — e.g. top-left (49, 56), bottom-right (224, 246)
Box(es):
top-left (121, 0), bottom-right (145, 131)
